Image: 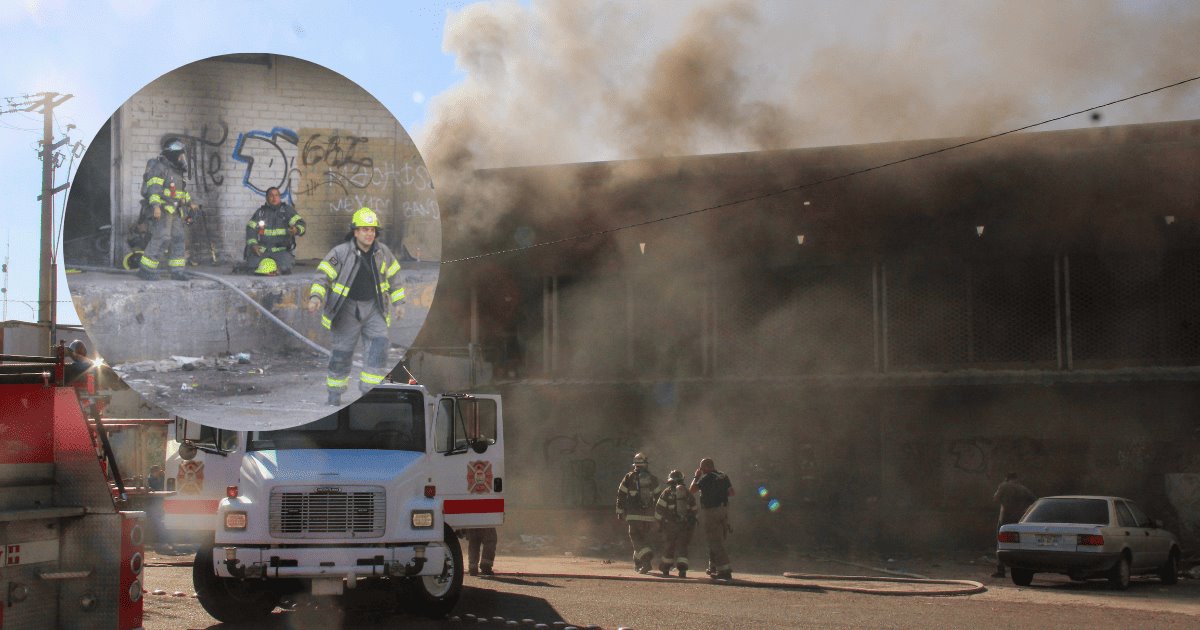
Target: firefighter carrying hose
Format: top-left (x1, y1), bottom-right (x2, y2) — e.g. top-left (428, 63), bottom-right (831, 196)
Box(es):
top-left (307, 207), bottom-right (405, 406)
top-left (655, 469), bottom-right (698, 578)
top-left (244, 186), bottom-right (306, 275)
top-left (616, 452), bottom-right (661, 574)
top-left (138, 138), bottom-right (196, 281)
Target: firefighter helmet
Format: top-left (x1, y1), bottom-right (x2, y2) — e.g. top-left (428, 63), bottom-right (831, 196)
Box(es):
top-left (161, 138), bottom-right (186, 170)
top-left (632, 452), bottom-right (649, 466)
top-left (351, 207), bottom-right (380, 229)
top-left (668, 469), bottom-right (684, 483)
top-left (254, 257), bottom-right (279, 275)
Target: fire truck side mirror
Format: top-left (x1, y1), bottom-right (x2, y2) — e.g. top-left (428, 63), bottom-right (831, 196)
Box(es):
top-left (179, 442), bottom-right (198, 461)
top-left (471, 439), bottom-right (489, 455)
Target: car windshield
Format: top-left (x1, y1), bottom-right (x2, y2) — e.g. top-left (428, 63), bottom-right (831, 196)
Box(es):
top-left (247, 389), bottom-right (425, 452)
top-left (1023, 498), bottom-right (1110, 525)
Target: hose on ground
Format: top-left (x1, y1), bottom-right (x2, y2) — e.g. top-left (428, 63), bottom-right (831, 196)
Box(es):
top-left (70, 265), bottom-right (331, 357)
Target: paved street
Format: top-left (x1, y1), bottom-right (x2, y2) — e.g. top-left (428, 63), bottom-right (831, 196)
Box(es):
top-left (142, 551), bottom-right (1200, 629)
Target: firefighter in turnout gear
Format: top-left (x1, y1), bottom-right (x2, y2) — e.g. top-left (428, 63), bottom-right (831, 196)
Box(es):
top-left (138, 139), bottom-right (196, 281)
top-left (690, 457), bottom-right (735, 580)
top-left (655, 469), bottom-right (699, 578)
top-left (245, 186), bottom-right (305, 275)
top-left (307, 207), bottom-right (405, 406)
top-left (616, 452), bottom-right (661, 574)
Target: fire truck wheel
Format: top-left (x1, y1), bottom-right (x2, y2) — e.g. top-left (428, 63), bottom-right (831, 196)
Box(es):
top-left (403, 525), bottom-right (464, 618)
top-left (193, 543), bottom-right (281, 623)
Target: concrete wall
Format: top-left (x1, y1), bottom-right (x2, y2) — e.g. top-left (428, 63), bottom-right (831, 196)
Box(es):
top-left (111, 54), bottom-right (440, 264)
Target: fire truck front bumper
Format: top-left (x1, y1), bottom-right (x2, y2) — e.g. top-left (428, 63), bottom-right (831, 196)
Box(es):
top-left (215, 544), bottom-right (448, 580)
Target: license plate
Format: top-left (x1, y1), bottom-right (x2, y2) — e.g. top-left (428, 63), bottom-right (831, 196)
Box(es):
top-left (1035, 534), bottom-right (1059, 546)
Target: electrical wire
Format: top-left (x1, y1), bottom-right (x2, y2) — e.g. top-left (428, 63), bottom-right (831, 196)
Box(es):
top-left (441, 73), bottom-right (1200, 265)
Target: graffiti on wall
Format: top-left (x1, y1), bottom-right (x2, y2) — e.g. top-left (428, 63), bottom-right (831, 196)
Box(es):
top-left (542, 433), bottom-right (639, 507)
top-left (947, 437), bottom-right (1045, 475)
top-left (162, 121), bottom-right (228, 193)
top-left (230, 127), bottom-right (301, 201)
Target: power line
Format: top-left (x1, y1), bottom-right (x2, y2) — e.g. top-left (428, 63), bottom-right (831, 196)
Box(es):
top-left (442, 73), bottom-right (1200, 265)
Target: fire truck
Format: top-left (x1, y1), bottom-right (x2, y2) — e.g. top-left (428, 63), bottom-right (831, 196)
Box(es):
top-left (162, 383), bottom-right (504, 623)
top-left (0, 349), bottom-right (144, 629)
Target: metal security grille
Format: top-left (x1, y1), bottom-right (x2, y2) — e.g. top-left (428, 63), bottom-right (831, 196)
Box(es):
top-left (1069, 253), bottom-right (1162, 363)
top-left (270, 487), bottom-right (385, 538)
top-left (886, 260), bottom-right (972, 368)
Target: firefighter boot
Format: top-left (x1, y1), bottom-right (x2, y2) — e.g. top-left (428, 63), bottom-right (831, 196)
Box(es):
top-left (327, 391), bottom-right (342, 406)
top-left (137, 267), bottom-right (159, 281)
top-left (170, 270), bottom-right (188, 281)
top-left (480, 564), bottom-right (494, 576)
top-left (469, 566), bottom-right (478, 576)
top-left (660, 564), bottom-right (671, 578)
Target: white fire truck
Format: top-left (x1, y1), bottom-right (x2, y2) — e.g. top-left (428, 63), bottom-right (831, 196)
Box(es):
top-left (0, 350), bottom-right (145, 630)
top-left (162, 383), bottom-right (503, 623)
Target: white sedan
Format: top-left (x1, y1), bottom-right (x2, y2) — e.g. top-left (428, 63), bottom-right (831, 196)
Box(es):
top-left (997, 495), bottom-right (1180, 589)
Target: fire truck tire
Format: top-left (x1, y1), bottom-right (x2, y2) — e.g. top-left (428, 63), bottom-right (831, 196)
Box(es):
top-left (193, 543), bottom-right (281, 623)
top-left (403, 525), bottom-right (464, 618)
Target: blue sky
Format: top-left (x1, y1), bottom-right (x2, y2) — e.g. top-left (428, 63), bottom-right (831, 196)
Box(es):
top-left (3, 1), bottom-right (1199, 327)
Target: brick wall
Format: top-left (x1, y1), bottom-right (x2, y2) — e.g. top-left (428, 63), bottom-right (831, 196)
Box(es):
top-left (112, 54), bottom-right (440, 265)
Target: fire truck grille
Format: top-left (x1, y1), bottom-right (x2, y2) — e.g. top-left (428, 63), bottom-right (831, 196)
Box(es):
top-left (270, 487), bottom-right (386, 538)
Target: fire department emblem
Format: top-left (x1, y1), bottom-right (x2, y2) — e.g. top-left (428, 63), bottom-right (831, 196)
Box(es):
top-left (467, 460), bottom-right (493, 494)
top-left (177, 461), bottom-right (205, 494)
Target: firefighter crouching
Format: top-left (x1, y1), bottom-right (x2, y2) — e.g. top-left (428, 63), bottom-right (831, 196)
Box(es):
top-left (655, 469), bottom-right (698, 578)
top-left (138, 138), bottom-right (196, 281)
top-left (244, 186), bottom-right (305, 275)
top-left (616, 451), bottom-right (661, 574)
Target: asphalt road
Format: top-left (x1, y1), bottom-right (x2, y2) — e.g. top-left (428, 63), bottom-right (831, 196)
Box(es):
top-left (141, 552), bottom-right (1200, 629)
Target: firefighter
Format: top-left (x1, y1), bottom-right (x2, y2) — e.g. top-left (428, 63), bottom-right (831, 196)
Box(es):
top-left (616, 451), bottom-right (661, 574)
top-left (463, 527), bottom-right (498, 576)
top-left (244, 186), bottom-right (305, 275)
top-left (690, 457), bottom-right (734, 580)
top-left (138, 138), bottom-right (195, 281)
top-left (306, 207), bottom-right (406, 406)
top-left (63, 339), bottom-right (93, 384)
top-left (655, 469), bottom-right (698, 578)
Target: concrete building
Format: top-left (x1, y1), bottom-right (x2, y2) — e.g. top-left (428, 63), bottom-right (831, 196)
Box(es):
top-left (416, 118), bottom-right (1200, 554)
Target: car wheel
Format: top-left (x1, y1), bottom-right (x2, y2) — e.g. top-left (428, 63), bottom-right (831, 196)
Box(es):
top-left (1010, 569), bottom-right (1034, 586)
top-left (1107, 554), bottom-right (1131, 590)
top-left (1158, 550), bottom-right (1179, 585)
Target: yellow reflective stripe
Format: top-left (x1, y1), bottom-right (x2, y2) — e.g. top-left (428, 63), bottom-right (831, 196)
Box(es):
top-left (164, 204), bottom-right (177, 214)
top-left (626, 514), bottom-right (656, 522)
top-left (247, 220), bottom-right (258, 228)
top-left (270, 246), bottom-right (288, 252)
top-left (148, 194), bottom-right (163, 204)
top-left (309, 284), bottom-right (326, 298)
top-left (326, 376), bottom-right (348, 388)
top-left (247, 238), bottom-right (259, 245)
top-left (359, 371), bottom-right (385, 385)
top-left (321, 315), bottom-right (332, 330)
top-left (390, 288), bottom-right (405, 303)
top-left (294, 223), bottom-right (305, 235)
top-left (331, 283), bottom-right (350, 297)
top-left (263, 228), bottom-right (287, 236)
top-left (167, 259), bottom-right (186, 267)
top-left (386, 260), bottom-right (400, 278)
top-left (139, 257), bottom-right (160, 269)
top-left (317, 260), bottom-right (337, 279)
top-left (289, 214), bottom-right (303, 225)
top-left (146, 177), bottom-right (164, 186)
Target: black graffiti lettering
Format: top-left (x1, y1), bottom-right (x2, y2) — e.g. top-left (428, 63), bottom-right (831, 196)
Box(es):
top-left (302, 133), bottom-right (373, 169)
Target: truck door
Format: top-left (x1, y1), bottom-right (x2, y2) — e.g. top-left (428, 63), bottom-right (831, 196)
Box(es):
top-left (161, 418), bottom-right (241, 534)
top-left (430, 394), bottom-right (504, 529)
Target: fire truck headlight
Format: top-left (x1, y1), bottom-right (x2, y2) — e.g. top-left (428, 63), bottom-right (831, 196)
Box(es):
top-left (224, 511), bottom-right (248, 530)
top-left (130, 551), bottom-right (143, 575)
top-left (411, 509), bottom-right (434, 529)
top-left (128, 579), bottom-right (142, 602)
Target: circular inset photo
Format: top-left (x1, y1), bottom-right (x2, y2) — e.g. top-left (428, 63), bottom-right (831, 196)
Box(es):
top-left (63, 53), bottom-right (441, 430)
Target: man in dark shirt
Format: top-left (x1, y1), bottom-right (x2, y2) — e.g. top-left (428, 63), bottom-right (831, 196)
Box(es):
top-left (992, 472), bottom-right (1037, 578)
top-left (690, 457), bottom-right (734, 580)
top-left (63, 339), bottom-right (94, 385)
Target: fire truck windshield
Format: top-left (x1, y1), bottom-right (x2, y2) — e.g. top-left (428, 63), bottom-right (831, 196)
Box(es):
top-left (247, 390), bottom-right (425, 452)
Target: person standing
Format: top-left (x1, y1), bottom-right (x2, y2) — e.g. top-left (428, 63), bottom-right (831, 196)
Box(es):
top-left (138, 138), bottom-right (195, 281)
top-left (63, 339), bottom-right (93, 384)
top-left (307, 207), bottom-right (406, 406)
top-left (463, 528), bottom-right (498, 576)
top-left (244, 186), bottom-right (306, 275)
top-left (616, 452), bottom-right (661, 574)
top-left (992, 472), bottom-right (1037, 578)
top-left (655, 469), bottom-right (698, 578)
top-left (690, 457), bottom-right (734, 580)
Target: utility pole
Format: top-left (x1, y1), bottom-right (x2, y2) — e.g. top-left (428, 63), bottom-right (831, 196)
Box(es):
top-left (3, 92), bottom-right (73, 352)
